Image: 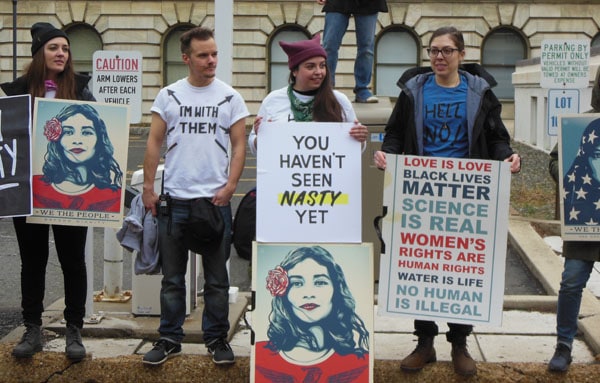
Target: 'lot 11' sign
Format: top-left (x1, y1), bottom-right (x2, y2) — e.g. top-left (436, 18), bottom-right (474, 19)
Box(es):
top-left (547, 89), bottom-right (579, 136)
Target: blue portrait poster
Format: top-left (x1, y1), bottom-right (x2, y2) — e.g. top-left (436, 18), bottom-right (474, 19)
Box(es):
top-left (559, 113), bottom-right (600, 240)
top-left (251, 242), bottom-right (373, 383)
top-left (28, 98), bottom-right (129, 227)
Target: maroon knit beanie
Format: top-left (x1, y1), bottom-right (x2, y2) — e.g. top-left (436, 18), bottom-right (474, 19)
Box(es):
top-left (279, 34), bottom-right (327, 69)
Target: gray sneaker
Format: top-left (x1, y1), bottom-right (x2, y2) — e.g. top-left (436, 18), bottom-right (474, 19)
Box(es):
top-left (12, 323), bottom-right (42, 358)
top-left (207, 338), bottom-right (235, 364)
top-left (65, 324), bottom-right (86, 361)
top-left (142, 339), bottom-right (182, 365)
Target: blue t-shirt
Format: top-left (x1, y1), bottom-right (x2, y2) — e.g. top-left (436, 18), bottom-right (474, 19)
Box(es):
top-left (422, 75), bottom-right (468, 158)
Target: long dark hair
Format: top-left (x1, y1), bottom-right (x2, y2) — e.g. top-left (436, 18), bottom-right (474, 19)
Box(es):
top-left (266, 246), bottom-right (369, 357)
top-left (25, 40), bottom-right (77, 101)
top-left (42, 103), bottom-right (122, 190)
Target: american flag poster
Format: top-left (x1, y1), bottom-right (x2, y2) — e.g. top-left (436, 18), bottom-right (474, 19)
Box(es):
top-left (559, 114), bottom-right (600, 240)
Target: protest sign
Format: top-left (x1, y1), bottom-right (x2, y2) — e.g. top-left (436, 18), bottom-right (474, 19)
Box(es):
top-left (28, 98), bottom-right (129, 227)
top-left (0, 95), bottom-right (31, 217)
top-left (251, 242), bottom-right (373, 382)
top-left (558, 114), bottom-right (600, 240)
top-left (256, 121), bottom-right (361, 243)
top-left (377, 154), bottom-right (510, 326)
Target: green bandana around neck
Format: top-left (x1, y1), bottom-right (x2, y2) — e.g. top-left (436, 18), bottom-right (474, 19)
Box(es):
top-left (287, 85), bottom-right (314, 122)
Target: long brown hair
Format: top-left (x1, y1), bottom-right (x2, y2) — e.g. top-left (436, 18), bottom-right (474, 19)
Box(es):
top-left (289, 65), bottom-right (345, 122)
top-left (25, 41), bottom-right (77, 100)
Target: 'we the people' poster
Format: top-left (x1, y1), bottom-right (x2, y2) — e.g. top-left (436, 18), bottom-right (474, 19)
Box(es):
top-left (251, 242), bottom-right (373, 383)
top-left (558, 114), bottom-right (600, 240)
top-left (378, 154), bottom-right (510, 326)
top-left (0, 95), bottom-right (31, 217)
top-left (28, 98), bottom-right (129, 228)
top-left (256, 121), bottom-right (362, 243)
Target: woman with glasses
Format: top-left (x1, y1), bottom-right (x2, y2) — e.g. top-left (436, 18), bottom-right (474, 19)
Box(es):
top-left (373, 26), bottom-right (521, 376)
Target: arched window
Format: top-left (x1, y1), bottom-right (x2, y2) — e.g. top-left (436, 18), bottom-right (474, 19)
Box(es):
top-left (164, 25), bottom-right (194, 86)
top-left (375, 28), bottom-right (418, 97)
top-left (482, 28), bottom-right (527, 100)
top-left (65, 24), bottom-right (102, 90)
top-left (66, 24), bottom-right (102, 75)
top-left (269, 28), bottom-right (310, 92)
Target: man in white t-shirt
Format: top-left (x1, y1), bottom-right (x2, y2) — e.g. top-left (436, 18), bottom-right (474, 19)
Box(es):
top-left (141, 26), bottom-right (249, 366)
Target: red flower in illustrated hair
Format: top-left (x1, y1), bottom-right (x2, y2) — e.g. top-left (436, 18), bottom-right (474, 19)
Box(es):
top-left (44, 117), bottom-right (62, 142)
top-left (266, 265), bottom-right (289, 297)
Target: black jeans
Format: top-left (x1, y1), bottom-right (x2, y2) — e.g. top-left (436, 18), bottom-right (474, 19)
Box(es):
top-left (414, 320), bottom-right (473, 343)
top-left (13, 217), bottom-right (88, 328)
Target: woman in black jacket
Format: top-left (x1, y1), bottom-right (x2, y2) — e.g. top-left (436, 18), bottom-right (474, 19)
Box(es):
top-left (374, 26), bottom-right (521, 376)
top-left (1, 22), bottom-right (94, 361)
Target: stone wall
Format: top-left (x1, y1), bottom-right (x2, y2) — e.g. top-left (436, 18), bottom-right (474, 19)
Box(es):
top-left (0, 0), bottom-right (599, 127)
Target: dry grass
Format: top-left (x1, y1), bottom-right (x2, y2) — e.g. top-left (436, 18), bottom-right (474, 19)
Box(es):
top-left (509, 141), bottom-right (558, 221)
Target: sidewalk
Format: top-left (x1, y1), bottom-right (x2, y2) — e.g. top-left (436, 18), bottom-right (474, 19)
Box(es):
top-left (1, 217), bottom-right (600, 382)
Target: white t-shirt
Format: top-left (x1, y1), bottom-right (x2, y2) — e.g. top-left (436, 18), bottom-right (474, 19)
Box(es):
top-left (151, 78), bottom-right (249, 199)
top-left (248, 87), bottom-right (357, 155)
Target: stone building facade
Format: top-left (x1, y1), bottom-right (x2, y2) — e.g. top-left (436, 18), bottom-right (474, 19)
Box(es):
top-left (0, 0), bottom-right (599, 126)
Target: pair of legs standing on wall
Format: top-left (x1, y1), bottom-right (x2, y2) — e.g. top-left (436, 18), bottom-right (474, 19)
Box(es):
top-left (322, 11), bottom-right (378, 102)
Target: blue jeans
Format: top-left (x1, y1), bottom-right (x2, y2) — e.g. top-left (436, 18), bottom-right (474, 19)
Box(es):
top-left (322, 11), bottom-right (377, 99)
top-left (157, 199), bottom-right (232, 344)
top-left (556, 258), bottom-right (595, 347)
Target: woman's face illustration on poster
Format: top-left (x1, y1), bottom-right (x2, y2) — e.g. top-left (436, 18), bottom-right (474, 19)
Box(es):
top-left (286, 258), bottom-right (333, 323)
top-left (588, 144), bottom-right (600, 182)
top-left (60, 113), bottom-right (97, 164)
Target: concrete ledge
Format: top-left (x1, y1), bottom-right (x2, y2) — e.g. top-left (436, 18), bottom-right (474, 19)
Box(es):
top-left (503, 295), bottom-right (557, 312)
top-left (5, 293), bottom-right (251, 344)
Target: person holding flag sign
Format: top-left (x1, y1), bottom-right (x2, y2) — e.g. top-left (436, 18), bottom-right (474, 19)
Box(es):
top-left (547, 68), bottom-right (600, 373)
top-left (1, 22), bottom-right (94, 361)
top-left (248, 33), bottom-right (368, 152)
top-left (373, 26), bottom-right (521, 376)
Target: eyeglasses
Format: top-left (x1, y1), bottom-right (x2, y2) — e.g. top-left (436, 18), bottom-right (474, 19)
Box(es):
top-left (427, 47), bottom-right (460, 58)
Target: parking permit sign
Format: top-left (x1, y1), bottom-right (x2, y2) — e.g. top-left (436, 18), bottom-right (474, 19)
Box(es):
top-left (547, 89), bottom-right (580, 136)
top-left (540, 39), bottom-right (590, 89)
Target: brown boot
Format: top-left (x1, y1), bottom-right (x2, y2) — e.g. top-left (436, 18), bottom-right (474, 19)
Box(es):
top-left (400, 336), bottom-right (436, 372)
top-left (451, 342), bottom-right (477, 376)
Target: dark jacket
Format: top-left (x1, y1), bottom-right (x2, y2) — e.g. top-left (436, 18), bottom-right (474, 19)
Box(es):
top-left (381, 63), bottom-right (514, 162)
top-left (1, 73), bottom-right (94, 101)
top-left (322, 0), bottom-right (388, 15)
top-left (548, 68), bottom-right (600, 261)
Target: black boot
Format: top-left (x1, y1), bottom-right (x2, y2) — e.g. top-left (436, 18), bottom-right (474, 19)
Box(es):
top-left (65, 324), bottom-right (86, 361)
top-left (12, 323), bottom-right (43, 358)
top-left (400, 336), bottom-right (436, 372)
